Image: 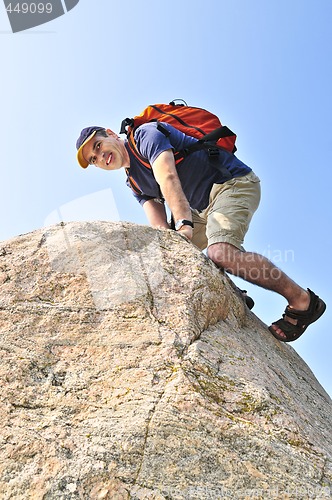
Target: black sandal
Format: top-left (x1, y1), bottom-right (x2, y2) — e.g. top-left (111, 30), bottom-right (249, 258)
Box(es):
top-left (237, 288), bottom-right (255, 310)
top-left (269, 289), bottom-right (326, 342)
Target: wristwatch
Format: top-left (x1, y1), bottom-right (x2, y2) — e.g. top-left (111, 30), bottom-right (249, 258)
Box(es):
top-left (175, 219), bottom-right (194, 231)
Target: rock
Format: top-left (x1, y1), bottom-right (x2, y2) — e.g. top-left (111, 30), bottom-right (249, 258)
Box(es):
top-left (0, 221), bottom-right (331, 499)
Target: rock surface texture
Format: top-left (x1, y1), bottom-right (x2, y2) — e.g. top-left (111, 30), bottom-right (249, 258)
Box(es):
top-left (0, 221), bottom-right (331, 500)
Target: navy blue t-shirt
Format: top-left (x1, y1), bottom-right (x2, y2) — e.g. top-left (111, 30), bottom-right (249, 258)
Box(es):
top-left (125, 122), bottom-right (251, 211)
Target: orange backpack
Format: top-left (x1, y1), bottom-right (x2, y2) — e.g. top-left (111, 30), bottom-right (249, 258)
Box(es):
top-left (120, 100), bottom-right (237, 169)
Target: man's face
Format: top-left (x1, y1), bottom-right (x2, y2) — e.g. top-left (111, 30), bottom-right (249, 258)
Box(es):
top-left (82, 130), bottom-right (129, 170)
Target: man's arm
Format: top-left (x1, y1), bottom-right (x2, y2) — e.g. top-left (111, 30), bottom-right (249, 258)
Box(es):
top-left (151, 149), bottom-right (193, 239)
top-left (143, 199), bottom-right (169, 229)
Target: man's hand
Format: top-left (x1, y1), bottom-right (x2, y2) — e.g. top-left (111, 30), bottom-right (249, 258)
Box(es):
top-left (177, 225), bottom-right (193, 240)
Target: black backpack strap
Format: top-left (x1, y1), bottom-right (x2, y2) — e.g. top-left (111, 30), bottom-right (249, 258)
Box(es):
top-left (198, 125), bottom-right (235, 144)
top-left (178, 142), bottom-right (232, 181)
top-left (174, 127), bottom-right (237, 181)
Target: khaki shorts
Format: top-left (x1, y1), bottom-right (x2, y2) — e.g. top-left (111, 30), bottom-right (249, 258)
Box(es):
top-left (191, 171), bottom-right (261, 250)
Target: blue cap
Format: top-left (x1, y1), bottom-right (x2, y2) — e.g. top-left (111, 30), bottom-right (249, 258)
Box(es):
top-left (76, 126), bottom-right (104, 168)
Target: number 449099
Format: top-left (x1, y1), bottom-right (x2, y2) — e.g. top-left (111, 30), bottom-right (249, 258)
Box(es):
top-left (6, 3), bottom-right (53, 14)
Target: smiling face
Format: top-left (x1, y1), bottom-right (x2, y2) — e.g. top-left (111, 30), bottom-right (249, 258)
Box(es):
top-left (82, 129), bottom-right (130, 170)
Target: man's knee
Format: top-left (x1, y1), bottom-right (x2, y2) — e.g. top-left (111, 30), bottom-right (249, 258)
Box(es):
top-left (207, 242), bottom-right (239, 268)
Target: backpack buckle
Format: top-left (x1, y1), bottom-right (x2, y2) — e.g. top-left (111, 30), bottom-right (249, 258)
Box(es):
top-left (208, 147), bottom-right (220, 157)
top-left (119, 117), bottom-right (134, 135)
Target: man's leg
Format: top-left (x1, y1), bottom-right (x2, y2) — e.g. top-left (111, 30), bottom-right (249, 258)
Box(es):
top-left (204, 172), bottom-right (325, 339)
top-left (207, 242), bottom-right (310, 339)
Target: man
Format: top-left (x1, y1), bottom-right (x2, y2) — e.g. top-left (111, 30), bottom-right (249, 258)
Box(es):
top-left (76, 121), bottom-right (326, 342)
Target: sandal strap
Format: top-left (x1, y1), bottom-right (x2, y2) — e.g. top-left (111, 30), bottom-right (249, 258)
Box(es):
top-left (284, 289), bottom-right (318, 321)
top-left (272, 317), bottom-right (303, 336)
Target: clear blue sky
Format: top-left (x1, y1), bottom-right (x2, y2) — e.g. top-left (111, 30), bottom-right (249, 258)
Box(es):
top-left (1, 0), bottom-right (331, 397)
